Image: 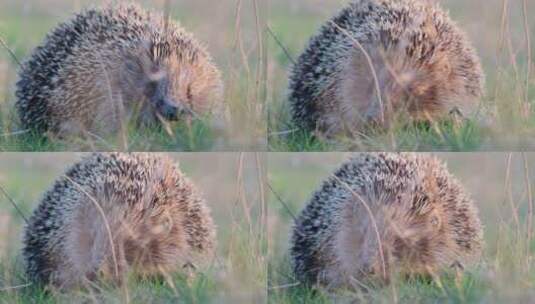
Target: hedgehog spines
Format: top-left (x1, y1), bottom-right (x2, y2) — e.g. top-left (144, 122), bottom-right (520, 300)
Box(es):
top-left (16, 3), bottom-right (223, 137)
top-left (290, 153), bottom-right (483, 289)
top-left (23, 153), bottom-right (216, 289)
top-left (289, 0), bottom-right (485, 137)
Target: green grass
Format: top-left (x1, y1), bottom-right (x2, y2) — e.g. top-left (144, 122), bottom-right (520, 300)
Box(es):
top-left (0, 260), bottom-right (220, 304)
top-left (0, 118), bottom-right (218, 152)
top-left (268, 100), bottom-right (487, 152)
top-left (269, 257), bottom-right (490, 304)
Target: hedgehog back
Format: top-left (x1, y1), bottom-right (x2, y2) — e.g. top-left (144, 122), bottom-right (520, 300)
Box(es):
top-left (15, 4), bottom-right (158, 132)
top-left (290, 153), bottom-right (422, 283)
top-left (291, 153), bottom-right (483, 286)
top-left (23, 153), bottom-right (215, 286)
top-left (289, 0), bottom-right (483, 132)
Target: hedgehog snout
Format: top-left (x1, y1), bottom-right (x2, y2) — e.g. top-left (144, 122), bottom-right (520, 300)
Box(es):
top-left (148, 81), bottom-right (194, 121)
top-left (156, 98), bottom-right (197, 121)
top-left (158, 99), bottom-right (180, 120)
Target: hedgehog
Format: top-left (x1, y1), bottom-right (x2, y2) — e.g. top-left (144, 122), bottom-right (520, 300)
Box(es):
top-left (23, 153), bottom-right (216, 289)
top-left (290, 153), bottom-right (483, 289)
top-left (288, 0), bottom-right (484, 137)
top-left (16, 3), bottom-right (223, 138)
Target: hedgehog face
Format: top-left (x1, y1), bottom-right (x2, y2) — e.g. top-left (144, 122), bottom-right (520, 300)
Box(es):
top-left (121, 52), bottom-right (192, 122)
top-left (147, 40), bottom-right (223, 121)
top-left (146, 61), bottom-right (224, 122)
top-left (164, 53), bottom-right (224, 118)
top-left (145, 73), bottom-right (190, 121)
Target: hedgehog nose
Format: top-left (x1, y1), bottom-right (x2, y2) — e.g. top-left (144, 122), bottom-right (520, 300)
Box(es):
top-left (160, 102), bottom-right (179, 120)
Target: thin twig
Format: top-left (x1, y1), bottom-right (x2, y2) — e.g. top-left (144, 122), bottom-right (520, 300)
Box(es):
top-left (268, 128), bottom-right (298, 137)
top-left (0, 283), bottom-right (32, 291)
top-left (268, 282), bottom-right (301, 290)
top-left (95, 51), bottom-right (128, 151)
top-left (0, 36), bottom-right (21, 67)
top-left (237, 153), bottom-right (253, 235)
top-left (329, 21), bottom-right (385, 125)
top-left (493, 0), bottom-right (507, 103)
top-left (255, 153), bottom-right (267, 245)
top-left (521, 0), bottom-right (531, 106)
top-left (252, 0), bottom-right (264, 106)
top-left (83, 130), bottom-right (115, 151)
top-left (163, 0), bottom-right (171, 35)
top-left (266, 25), bottom-right (296, 65)
top-left (267, 182), bottom-right (296, 221)
top-left (63, 175), bottom-right (120, 280)
top-left (155, 113), bottom-right (175, 137)
top-left (504, 153), bottom-right (521, 238)
top-left (523, 153), bottom-right (533, 265)
top-left (0, 184), bottom-right (29, 224)
top-left (1, 129), bottom-right (30, 138)
top-left (232, 0), bottom-right (243, 48)
top-left (332, 175), bottom-right (387, 280)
